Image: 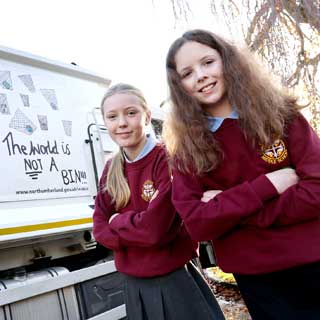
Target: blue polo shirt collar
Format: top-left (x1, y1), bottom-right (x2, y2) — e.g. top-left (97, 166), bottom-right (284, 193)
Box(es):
top-left (207, 109), bottom-right (238, 132)
top-left (124, 134), bottom-right (158, 163)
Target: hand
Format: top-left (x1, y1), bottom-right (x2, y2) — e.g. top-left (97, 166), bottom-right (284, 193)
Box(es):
top-left (150, 190), bottom-right (159, 202)
top-left (108, 213), bottom-right (119, 224)
top-left (201, 190), bottom-right (222, 203)
top-left (265, 167), bottom-right (299, 194)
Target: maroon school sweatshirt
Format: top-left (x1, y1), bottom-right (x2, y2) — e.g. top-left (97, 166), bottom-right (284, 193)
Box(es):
top-left (172, 114), bottom-right (320, 275)
top-left (93, 144), bottom-right (196, 278)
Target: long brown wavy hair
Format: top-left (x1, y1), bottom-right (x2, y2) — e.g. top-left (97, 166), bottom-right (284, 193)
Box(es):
top-left (163, 29), bottom-right (301, 175)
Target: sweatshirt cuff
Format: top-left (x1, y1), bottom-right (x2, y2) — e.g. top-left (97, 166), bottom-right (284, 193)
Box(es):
top-left (109, 210), bottom-right (134, 232)
top-left (250, 174), bottom-right (278, 202)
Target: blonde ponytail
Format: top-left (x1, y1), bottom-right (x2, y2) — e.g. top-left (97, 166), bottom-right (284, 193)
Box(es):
top-left (103, 150), bottom-right (131, 210)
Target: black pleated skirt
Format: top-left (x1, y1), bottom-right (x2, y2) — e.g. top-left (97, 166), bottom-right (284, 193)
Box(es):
top-left (123, 262), bottom-right (225, 320)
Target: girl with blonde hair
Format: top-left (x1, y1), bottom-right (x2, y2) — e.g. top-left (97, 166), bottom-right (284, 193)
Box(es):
top-left (93, 83), bottom-right (225, 320)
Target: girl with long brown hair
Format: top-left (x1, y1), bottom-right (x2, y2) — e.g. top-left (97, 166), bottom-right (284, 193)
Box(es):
top-left (93, 83), bottom-right (225, 320)
top-left (164, 29), bottom-right (320, 319)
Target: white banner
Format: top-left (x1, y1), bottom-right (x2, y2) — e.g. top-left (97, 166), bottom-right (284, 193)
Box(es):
top-left (0, 60), bottom-right (91, 201)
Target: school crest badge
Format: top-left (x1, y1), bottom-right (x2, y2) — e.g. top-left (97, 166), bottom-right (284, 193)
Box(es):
top-left (261, 139), bottom-right (288, 164)
top-left (141, 180), bottom-right (156, 202)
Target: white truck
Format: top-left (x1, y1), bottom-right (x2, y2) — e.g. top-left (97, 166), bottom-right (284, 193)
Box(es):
top-left (0, 46), bottom-right (164, 320)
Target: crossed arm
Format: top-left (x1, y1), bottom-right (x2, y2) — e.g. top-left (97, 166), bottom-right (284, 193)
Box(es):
top-left (172, 114), bottom-right (320, 240)
top-left (93, 152), bottom-right (180, 249)
top-left (202, 115), bottom-right (320, 229)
